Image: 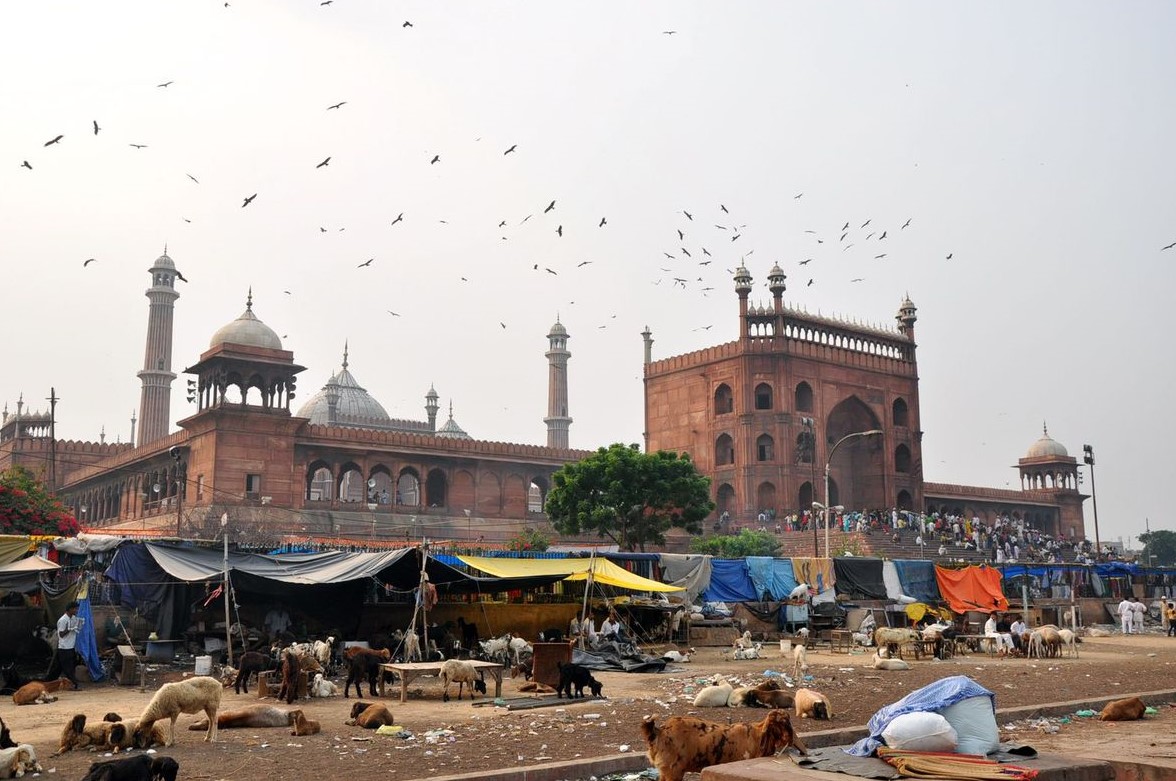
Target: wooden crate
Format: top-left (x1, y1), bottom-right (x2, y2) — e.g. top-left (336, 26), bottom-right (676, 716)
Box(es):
top-left (257, 670), bottom-right (308, 699)
top-left (115, 645), bottom-right (140, 686)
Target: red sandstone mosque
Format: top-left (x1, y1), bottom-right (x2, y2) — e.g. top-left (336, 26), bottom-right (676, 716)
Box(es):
top-left (1, 253), bottom-right (1087, 544)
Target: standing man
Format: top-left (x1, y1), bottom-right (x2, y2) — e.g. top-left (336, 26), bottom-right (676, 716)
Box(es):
top-left (1117, 594), bottom-right (1134, 635)
top-left (1164, 602), bottom-right (1176, 637)
top-left (1131, 597), bottom-right (1146, 634)
top-left (55, 600), bottom-right (82, 690)
top-left (264, 602), bottom-right (292, 643)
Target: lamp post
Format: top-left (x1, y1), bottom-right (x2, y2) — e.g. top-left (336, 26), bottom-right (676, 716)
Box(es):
top-left (824, 429), bottom-right (883, 558)
top-left (1083, 444), bottom-right (1100, 558)
top-left (464, 509), bottom-right (472, 542)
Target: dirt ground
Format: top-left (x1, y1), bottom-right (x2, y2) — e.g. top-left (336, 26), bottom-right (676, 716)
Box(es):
top-left (4, 632), bottom-right (1174, 780)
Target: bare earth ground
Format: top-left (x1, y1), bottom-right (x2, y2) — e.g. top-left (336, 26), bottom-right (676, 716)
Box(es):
top-left (4, 632), bottom-right (1174, 781)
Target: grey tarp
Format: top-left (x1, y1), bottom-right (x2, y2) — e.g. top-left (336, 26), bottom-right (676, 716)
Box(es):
top-left (53, 533), bottom-right (129, 555)
top-left (658, 553), bottom-right (712, 605)
top-left (0, 554), bottom-right (60, 593)
top-left (570, 640), bottom-right (668, 673)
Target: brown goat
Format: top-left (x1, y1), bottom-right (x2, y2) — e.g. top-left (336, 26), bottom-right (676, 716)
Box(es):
top-left (346, 700), bottom-right (396, 729)
top-left (641, 710), bottom-right (806, 781)
top-left (1099, 696), bottom-right (1147, 721)
top-left (343, 647), bottom-right (391, 699)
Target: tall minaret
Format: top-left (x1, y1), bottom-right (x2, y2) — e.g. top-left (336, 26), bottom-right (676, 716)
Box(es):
top-left (544, 318), bottom-right (572, 449)
top-left (136, 248), bottom-right (181, 446)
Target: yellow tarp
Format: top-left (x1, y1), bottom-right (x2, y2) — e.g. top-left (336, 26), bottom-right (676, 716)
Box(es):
top-left (457, 555), bottom-right (684, 592)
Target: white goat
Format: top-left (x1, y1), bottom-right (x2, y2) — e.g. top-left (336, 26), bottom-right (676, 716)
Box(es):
top-left (311, 637), bottom-right (335, 670)
top-left (872, 652), bottom-right (910, 671)
top-left (1057, 628), bottom-right (1078, 658)
top-left (309, 672), bottom-right (338, 698)
top-left (479, 633), bottom-right (512, 664)
top-left (508, 635), bottom-right (532, 666)
top-left (733, 630), bottom-right (755, 649)
top-left (438, 659), bottom-right (486, 702)
top-left (692, 676), bottom-right (734, 707)
top-left (792, 643), bottom-right (808, 678)
top-left (732, 642), bottom-right (763, 660)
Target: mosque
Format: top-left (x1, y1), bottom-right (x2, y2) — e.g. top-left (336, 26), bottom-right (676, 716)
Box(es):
top-left (1, 253), bottom-right (1088, 546)
top-left (0, 251), bottom-right (586, 543)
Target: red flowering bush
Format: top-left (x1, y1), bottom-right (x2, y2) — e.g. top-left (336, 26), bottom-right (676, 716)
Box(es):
top-left (0, 467), bottom-right (79, 536)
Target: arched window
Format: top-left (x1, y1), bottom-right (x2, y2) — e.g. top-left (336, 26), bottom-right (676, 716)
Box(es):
top-left (896, 489), bottom-right (913, 511)
top-left (715, 434), bottom-right (735, 466)
top-left (527, 480), bottom-right (546, 513)
top-left (892, 397), bottom-right (909, 427)
top-left (895, 444), bottom-right (912, 473)
top-left (306, 463), bottom-right (333, 501)
top-left (338, 464), bottom-right (365, 502)
top-left (756, 433), bottom-right (774, 462)
top-left (756, 482), bottom-right (777, 513)
top-left (425, 468), bottom-right (448, 508)
top-left (714, 383), bottom-right (734, 415)
top-left (716, 483), bottom-right (735, 513)
top-left (397, 469), bottom-right (420, 507)
top-left (754, 383), bottom-right (773, 410)
top-left (368, 467), bottom-right (394, 504)
top-left (798, 481), bottom-right (814, 511)
top-left (795, 381), bottom-right (813, 412)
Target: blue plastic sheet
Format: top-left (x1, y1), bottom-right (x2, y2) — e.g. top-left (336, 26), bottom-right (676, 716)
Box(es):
top-left (702, 559), bottom-right (758, 602)
top-left (746, 557), bottom-right (798, 600)
top-left (847, 675), bottom-right (996, 756)
top-left (893, 560), bottom-right (939, 603)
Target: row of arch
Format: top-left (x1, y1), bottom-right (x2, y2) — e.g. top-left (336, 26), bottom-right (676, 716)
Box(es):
top-left (305, 462), bottom-right (548, 514)
top-left (713, 481), bottom-right (916, 516)
top-left (714, 432), bottom-right (911, 471)
top-left (780, 322), bottom-right (911, 361)
top-left (1020, 470), bottom-right (1079, 491)
top-left (714, 382), bottom-right (909, 427)
top-left (71, 466), bottom-right (184, 524)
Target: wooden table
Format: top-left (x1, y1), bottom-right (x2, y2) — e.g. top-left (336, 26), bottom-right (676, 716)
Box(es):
top-left (378, 660), bottom-right (504, 703)
top-left (829, 629), bottom-right (853, 653)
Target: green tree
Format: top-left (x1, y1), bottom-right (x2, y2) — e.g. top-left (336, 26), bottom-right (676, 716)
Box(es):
top-left (690, 529), bottom-right (781, 557)
top-left (546, 443), bottom-right (714, 552)
top-left (506, 527), bottom-right (551, 553)
top-left (1139, 529), bottom-right (1176, 567)
top-left (0, 466), bottom-right (80, 536)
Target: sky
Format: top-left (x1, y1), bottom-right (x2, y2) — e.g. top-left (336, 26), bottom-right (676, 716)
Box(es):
top-left (2, 2), bottom-right (1173, 548)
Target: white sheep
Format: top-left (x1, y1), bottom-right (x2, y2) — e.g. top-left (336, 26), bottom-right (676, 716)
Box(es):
top-left (312, 637), bottom-right (335, 669)
top-left (692, 676), bottom-right (734, 707)
top-left (439, 659), bottom-right (486, 702)
top-left (309, 672), bottom-right (339, 698)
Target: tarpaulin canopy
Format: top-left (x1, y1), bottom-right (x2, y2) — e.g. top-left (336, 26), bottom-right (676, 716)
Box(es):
top-left (0, 555), bottom-right (60, 574)
top-left (658, 553), bottom-right (713, 604)
top-left (791, 557), bottom-right (835, 596)
top-left (746, 557), bottom-right (799, 600)
top-left (935, 565), bottom-right (1008, 614)
top-left (893, 560), bottom-right (940, 604)
top-left (702, 559), bottom-right (758, 602)
top-left (0, 536), bottom-right (34, 567)
top-left (834, 558), bottom-right (888, 600)
top-left (54, 533), bottom-right (128, 555)
top-left (457, 555), bottom-right (683, 592)
top-left (0, 553), bottom-right (60, 592)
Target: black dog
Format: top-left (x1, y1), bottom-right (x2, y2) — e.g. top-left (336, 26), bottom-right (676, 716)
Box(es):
top-left (556, 662), bottom-right (604, 699)
top-left (80, 754), bottom-right (179, 781)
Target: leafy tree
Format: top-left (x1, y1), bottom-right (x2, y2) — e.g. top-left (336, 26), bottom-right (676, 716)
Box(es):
top-left (506, 527), bottom-right (551, 553)
top-left (1139, 530), bottom-right (1176, 567)
top-left (546, 443), bottom-right (714, 552)
top-left (0, 466), bottom-right (79, 536)
top-left (690, 529), bottom-right (781, 557)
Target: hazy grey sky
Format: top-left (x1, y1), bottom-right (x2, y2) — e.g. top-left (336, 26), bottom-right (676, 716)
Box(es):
top-left (2, 2), bottom-right (1172, 547)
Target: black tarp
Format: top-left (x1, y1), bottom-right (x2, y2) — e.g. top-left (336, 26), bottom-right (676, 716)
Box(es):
top-left (570, 640), bottom-right (667, 673)
top-left (834, 557), bottom-right (888, 600)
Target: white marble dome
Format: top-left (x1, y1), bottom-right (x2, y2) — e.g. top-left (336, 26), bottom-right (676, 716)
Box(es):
top-left (1025, 426), bottom-right (1069, 459)
top-left (209, 294), bottom-right (282, 351)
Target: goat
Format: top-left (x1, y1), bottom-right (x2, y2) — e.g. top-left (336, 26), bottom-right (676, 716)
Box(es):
top-left (1057, 628), bottom-right (1078, 658)
top-left (732, 642), bottom-right (763, 660)
top-left (346, 701), bottom-right (396, 729)
top-left (727, 680), bottom-right (795, 709)
top-left (439, 659), bottom-right (487, 702)
top-left (289, 709), bottom-right (321, 736)
top-left (478, 633), bottom-right (512, 664)
top-left (873, 628), bottom-right (917, 659)
top-left (186, 705), bottom-right (296, 730)
top-left (11, 677), bottom-right (70, 706)
top-left (311, 637), bottom-right (335, 672)
top-left (556, 662), bottom-right (603, 699)
top-left (310, 672), bottom-right (339, 698)
top-left (106, 719), bottom-right (165, 753)
top-left (871, 653), bottom-right (910, 671)
top-left (276, 650), bottom-right (300, 704)
top-left (661, 648), bottom-right (693, 663)
top-left (232, 651), bottom-right (273, 694)
top-left (455, 617), bottom-right (480, 650)
top-left (0, 744), bottom-right (43, 779)
top-left (795, 687), bottom-right (832, 720)
top-left (132, 676), bottom-right (222, 747)
top-left (0, 717), bottom-right (14, 750)
top-left (343, 646), bottom-right (391, 698)
top-left (641, 710), bottom-right (806, 781)
top-left (733, 630), bottom-right (755, 649)
top-left (792, 643), bottom-right (808, 678)
top-left (508, 635), bottom-right (532, 667)
top-left (692, 676), bottom-right (734, 707)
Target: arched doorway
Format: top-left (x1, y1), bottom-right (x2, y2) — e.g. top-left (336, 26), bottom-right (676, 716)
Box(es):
top-left (896, 489), bottom-right (913, 511)
top-left (716, 483), bottom-right (735, 514)
top-left (825, 396), bottom-right (884, 509)
top-left (798, 481), bottom-right (814, 512)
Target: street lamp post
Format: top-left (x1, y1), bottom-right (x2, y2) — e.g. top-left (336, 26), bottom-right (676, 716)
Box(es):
top-left (1083, 445), bottom-right (1100, 558)
top-left (824, 429), bottom-right (884, 558)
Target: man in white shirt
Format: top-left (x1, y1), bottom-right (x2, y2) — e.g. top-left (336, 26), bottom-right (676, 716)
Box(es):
top-left (54, 601), bottom-right (82, 690)
top-left (265, 603), bottom-right (292, 641)
top-left (599, 611), bottom-right (622, 640)
top-left (983, 612), bottom-right (1014, 656)
top-left (1009, 615), bottom-right (1027, 654)
top-left (1131, 597), bottom-right (1146, 634)
top-left (1118, 596), bottom-right (1134, 634)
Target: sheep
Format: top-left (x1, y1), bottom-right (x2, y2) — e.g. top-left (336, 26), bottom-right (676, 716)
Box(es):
top-left (343, 647), bottom-right (391, 699)
top-left (310, 673), bottom-right (339, 698)
top-left (733, 630), bottom-right (755, 649)
top-left (873, 628), bottom-right (918, 659)
top-left (795, 688), bottom-right (832, 720)
top-left (692, 677), bottom-right (734, 707)
top-left (792, 643), bottom-right (808, 679)
top-left (0, 744), bottom-right (43, 778)
top-left (871, 653), bottom-right (910, 671)
top-left (439, 659), bottom-right (486, 702)
top-left (132, 676), bottom-right (222, 747)
top-left (732, 642), bottom-right (763, 660)
top-left (1057, 628), bottom-right (1078, 658)
top-left (311, 637), bottom-right (335, 671)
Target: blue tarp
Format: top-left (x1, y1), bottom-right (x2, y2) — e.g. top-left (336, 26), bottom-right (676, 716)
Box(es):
top-left (76, 592), bottom-right (105, 682)
top-left (1096, 562), bottom-right (1140, 577)
top-left (702, 559), bottom-right (758, 602)
top-left (746, 557), bottom-right (798, 600)
top-left (893, 560), bottom-right (940, 603)
top-left (847, 675), bottom-right (996, 756)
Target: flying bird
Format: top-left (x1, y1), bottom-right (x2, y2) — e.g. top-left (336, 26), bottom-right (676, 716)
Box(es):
top-left (1161, 242), bottom-right (1176, 251)
top-left (92, 120), bottom-right (100, 135)
top-left (321, 1), bottom-right (332, 5)
top-left (83, 258), bottom-right (97, 267)
top-left (175, 271), bottom-right (188, 283)
top-left (504, 144), bottom-right (517, 155)
top-left (521, 214), bottom-right (533, 224)
top-left (946, 253), bottom-right (953, 260)
top-left (20, 161), bottom-right (32, 170)
top-left (430, 155), bottom-right (440, 164)
top-left (807, 279), bottom-right (814, 287)
top-left (677, 229), bottom-right (685, 240)
top-left (682, 210), bottom-right (693, 220)
top-left (731, 234), bottom-right (740, 242)
top-left (129, 143), bottom-right (147, 149)
top-left (498, 220), bottom-right (506, 227)
top-left (901, 218), bottom-right (912, 229)
top-left (387, 310), bottom-right (401, 316)
top-left (598, 217), bottom-right (607, 227)
top-left (357, 258), bottom-right (374, 268)
top-left (714, 224), bottom-right (727, 230)
top-left (327, 101), bottom-right (347, 110)
top-left (875, 254), bottom-right (887, 259)
top-left (545, 267), bottom-right (557, 275)
top-left (403, 20), bottom-right (413, 27)
top-left (316, 157), bottom-right (331, 168)
top-left (556, 225), bottom-right (563, 236)
top-left (662, 30), bottom-right (677, 35)
top-left (702, 247), bottom-right (711, 256)
top-left (720, 204), bottom-right (729, 213)
top-left (794, 193), bottom-right (803, 199)
top-left (44, 135), bottom-right (63, 146)
top-left (663, 252), bottom-right (675, 259)
top-left (186, 173), bottom-right (199, 183)
top-left (157, 81), bottom-right (174, 88)
top-left (799, 258), bottom-right (812, 265)
top-left (860, 219), bottom-right (871, 228)
top-left (390, 213), bottom-right (404, 225)
top-left (840, 232), bottom-right (848, 242)
top-left (842, 221), bottom-right (849, 230)
top-left (320, 227), bottom-right (327, 232)
top-left (577, 260), bottom-right (593, 267)
top-left (878, 231), bottom-right (887, 240)
top-left (851, 277), bottom-right (864, 282)
top-left (242, 193), bottom-right (257, 207)
top-left (681, 248), bottom-right (691, 257)
top-left (544, 200), bottom-right (556, 213)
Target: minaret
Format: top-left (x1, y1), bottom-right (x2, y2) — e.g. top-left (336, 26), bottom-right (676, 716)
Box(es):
top-left (544, 318), bottom-right (572, 449)
top-left (896, 293), bottom-right (918, 340)
top-left (136, 248), bottom-right (181, 446)
top-left (425, 384), bottom-right (440, 431)
top-left (734, 264), bottom-right (753, 339)
top-left (641, 326), bottom-right (654, 365)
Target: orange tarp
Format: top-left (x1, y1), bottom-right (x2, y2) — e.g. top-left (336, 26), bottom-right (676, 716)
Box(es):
top-left (934, 565), bottom-right (1008, 614)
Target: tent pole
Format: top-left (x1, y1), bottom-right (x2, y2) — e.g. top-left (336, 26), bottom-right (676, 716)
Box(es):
top-left (578, 547), bottom-right (596, 651)
top-left (420, 541), bottom-right (430, 660)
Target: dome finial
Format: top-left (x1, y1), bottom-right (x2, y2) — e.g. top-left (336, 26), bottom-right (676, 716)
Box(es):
top-left (448, 399), bottom-right (454, 419)
top-left (342, 340), bottom-right (349, 370)
top-left (1043, 420), bottom-right (1048, 436)
top-left (246, 287), bottom-right (253, 311)
top-left (163, 242), bottom-right (168, 256)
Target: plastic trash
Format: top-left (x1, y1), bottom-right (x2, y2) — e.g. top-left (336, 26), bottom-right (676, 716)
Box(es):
top-left (1074, 709), bottom-right (1097, 717)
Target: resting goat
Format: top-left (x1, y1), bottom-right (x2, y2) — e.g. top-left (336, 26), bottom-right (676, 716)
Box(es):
top-left (641, 710), bottom-right (805, 781)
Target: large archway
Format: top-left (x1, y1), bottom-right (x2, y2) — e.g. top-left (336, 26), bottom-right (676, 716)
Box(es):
top-left (825, 396), bottom-right (885, 510)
